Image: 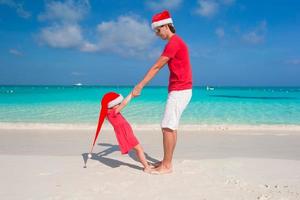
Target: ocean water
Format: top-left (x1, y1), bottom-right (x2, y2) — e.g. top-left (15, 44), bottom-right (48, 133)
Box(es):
top-left (0, 86), bottom-right (300, 126)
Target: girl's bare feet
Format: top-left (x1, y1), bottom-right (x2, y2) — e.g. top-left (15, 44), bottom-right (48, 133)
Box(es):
top-left (143, 167), bottom-right (153, 173)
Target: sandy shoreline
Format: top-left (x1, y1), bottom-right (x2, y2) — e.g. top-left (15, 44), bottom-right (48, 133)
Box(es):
top-left (1, 122), bottom-right (300, 131)
top-left (1, 128), bottom-right (300, 199)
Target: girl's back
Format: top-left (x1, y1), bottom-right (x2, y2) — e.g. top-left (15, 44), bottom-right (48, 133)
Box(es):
top-left (106, 108), bottom-right (138, 155)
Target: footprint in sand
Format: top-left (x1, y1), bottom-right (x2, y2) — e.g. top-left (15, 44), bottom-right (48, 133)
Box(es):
top-left (257, 194), bottom-right (271, 200)
top-left (39, 172), bottom-right (53, 176)
top-left (182, 171), bottom-right (196, 175)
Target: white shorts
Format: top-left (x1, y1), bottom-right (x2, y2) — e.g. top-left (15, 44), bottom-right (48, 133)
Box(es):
top-left (161, 89), bottom-right (192, 130)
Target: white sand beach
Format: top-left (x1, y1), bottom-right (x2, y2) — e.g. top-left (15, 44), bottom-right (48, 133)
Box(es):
top-left (1, 125), bottom-right (300, 200)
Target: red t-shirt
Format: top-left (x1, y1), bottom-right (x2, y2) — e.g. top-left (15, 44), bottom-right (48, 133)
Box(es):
top-left (161, 34), bottom-right (193, 92)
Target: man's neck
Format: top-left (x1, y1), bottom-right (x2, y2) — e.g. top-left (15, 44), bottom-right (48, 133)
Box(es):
top-left (167, 33), bottom-right (175, 41)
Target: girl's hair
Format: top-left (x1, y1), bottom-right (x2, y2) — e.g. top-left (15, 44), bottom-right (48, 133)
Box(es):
top-left (167, 24), bottom-right (176, 33)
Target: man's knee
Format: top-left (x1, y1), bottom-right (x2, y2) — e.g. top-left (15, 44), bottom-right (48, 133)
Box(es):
top-left (162, 128), bottom-right (176, 133)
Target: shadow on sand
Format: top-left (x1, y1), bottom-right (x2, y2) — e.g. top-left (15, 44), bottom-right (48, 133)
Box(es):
top-left (82, 143), bottom-right (159, 171)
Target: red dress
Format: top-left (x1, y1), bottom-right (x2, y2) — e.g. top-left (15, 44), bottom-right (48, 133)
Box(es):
top-left (106, 108), bottom-right (139, 154)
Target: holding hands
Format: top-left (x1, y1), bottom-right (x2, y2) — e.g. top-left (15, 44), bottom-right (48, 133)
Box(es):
top-left (132, 84), bottom-right (143, 97)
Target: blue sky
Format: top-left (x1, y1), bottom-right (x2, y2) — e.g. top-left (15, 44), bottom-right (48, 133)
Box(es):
top-left (0, 0), bottom-right (300, 86)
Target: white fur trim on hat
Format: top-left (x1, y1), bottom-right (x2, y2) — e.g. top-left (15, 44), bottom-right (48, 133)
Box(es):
top-left (151, 18), bottom-right (173, 29)
top-left (108, 95), bottom-right (124, 108)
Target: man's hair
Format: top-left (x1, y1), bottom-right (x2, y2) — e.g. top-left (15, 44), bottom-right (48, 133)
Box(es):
top-left (167, 24), bottom-right (176, 33)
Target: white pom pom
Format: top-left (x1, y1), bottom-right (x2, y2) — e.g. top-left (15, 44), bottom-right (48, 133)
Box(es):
top-left (88, 153), bottom-right (92, 158)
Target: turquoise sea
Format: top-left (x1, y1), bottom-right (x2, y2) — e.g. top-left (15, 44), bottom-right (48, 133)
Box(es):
top-left (0, 86), bottom-right (300, 125)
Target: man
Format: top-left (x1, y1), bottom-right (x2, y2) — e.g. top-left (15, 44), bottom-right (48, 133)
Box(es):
top-left (132, 10), bottom-right (193, 174)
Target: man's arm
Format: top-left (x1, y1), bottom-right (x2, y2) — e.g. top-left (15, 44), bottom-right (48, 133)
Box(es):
top-left (132, 56), bottom-right (169, 97)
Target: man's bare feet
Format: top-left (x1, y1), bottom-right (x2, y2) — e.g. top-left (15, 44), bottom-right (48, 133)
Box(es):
top-left (150, 164), bottom-right (172, 175)
top-left (150, 161), bottom-right (162, 168)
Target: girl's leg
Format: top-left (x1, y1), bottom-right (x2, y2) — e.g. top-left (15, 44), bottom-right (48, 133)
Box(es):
top-left (133, 144), bottom-right (151, 171)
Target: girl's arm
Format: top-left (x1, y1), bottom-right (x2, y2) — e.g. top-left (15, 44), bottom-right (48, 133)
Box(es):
top-left (115, 93), bottom-right (133, 114)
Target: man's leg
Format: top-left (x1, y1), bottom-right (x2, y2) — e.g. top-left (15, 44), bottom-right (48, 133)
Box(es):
top-left (153, 128), bottom-right (177, 173)
top-left (153, 89), bottom-right (191, 174)
top-left (162, 128), bottom-right (177, 167)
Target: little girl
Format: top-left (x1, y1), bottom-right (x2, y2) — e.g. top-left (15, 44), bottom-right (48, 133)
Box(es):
top-left (89, 91), bottom-right (152, 173)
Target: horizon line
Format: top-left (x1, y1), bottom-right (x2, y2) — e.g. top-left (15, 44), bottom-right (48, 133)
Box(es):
top-left (1, 84), bottom-right (300, 88)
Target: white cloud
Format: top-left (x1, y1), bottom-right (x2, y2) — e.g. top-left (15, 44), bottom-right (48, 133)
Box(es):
top-left (286, 59), bottom-right (300, 65)
top-left (195, 0), bottom-right (236, 18)
top-left (242, 32), bottom-right (264, 44)
top-left (37, 1), bottom-right (156, 58)
top-left (215, 27), bottom-right (225, 38)
top-left (38, 0), bottom-right (89, 23)
top-left (39, 24), bottom-right (84, 48)
top-left (38, 0), bottom-right (90, 49)
top-left (242, 20), bottom-right (267, 44)
top-left (95, 16), bottom-right (156, 57)
top-left (80, 42), bottom-right (98, 52)
top-left (9, 49), bottom-right (22, 56)
top-left (146, 0), bottom-right (183, 11)
top-left (0, 0), bottom-right (31, 18)
top-left (196, 0), bottom-right (219, 18)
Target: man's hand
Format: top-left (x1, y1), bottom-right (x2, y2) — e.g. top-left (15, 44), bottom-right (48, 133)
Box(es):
top-left (132, 84), bottom-right (143, 97)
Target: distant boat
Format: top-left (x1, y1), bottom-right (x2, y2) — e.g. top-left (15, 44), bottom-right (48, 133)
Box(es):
top-left (74, 83), bottom-right (83, 86)
top-left (206, 86), bottom-right (215, 91)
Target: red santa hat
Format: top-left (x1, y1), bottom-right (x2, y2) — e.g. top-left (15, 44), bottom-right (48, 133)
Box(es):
top-left (151, 10), bottom-right (173, 30)
top-left (91, 92), bottom-right (123, 149)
